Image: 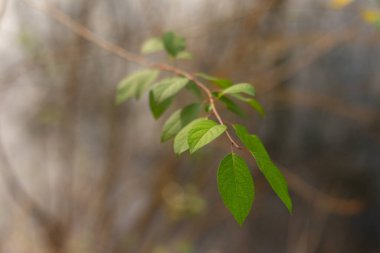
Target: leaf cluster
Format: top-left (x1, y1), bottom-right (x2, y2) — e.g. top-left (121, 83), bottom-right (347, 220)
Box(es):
top-left (115, 32), bottom-right (292, 225)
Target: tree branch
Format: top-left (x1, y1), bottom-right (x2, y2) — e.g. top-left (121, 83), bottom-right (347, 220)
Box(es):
top-left (23, 0), bottom-right (241, 148)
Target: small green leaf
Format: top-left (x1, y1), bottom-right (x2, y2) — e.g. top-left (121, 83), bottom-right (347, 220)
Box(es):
top-left (161, 103), bottom-right (201, 142)
top-left (187, 119), bottom-right (227, 154)
top-left (149, 91), bottom-right (172, 119)
top-left (141, 37), bottom-right (164, 54)
top-left (151, 77), bottom-right (189, 104)
top-left (218, 153), bottom-right (255, 225)
top-left (162, 32), bottom-right (186, 57)
top-left (233, 124), bottom-right (292, 213)
top-left (204, 104), bottom-right (213, 113)
top-left (247, 99), bottom-right (265, 117)
top-left (116, 69), bottom-right (159, 105)
top-left (214, 92), bottom-right (246, 117)
top-left (173, 118), bottom-right (206, 155)
top-left (196, 73), bottom-right (233, 88)
top-left (220, 83), bottom-right (255, 97)
top-left (186, 81), bottom-right (202, 98)
top-left (230, 94), bottom-right (265, 118)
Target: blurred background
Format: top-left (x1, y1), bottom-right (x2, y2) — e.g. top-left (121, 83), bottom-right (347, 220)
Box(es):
top-left (0, 0), bottom-right (379, 252)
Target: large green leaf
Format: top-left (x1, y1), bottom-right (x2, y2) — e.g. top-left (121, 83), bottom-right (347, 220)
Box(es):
top-left (149, 91), bottom-right (172, 119)
top-left (233, 124), bottom-right (292, 213)
top-left (220, 83), bottom-right (255, 97)
top-left (173, 118), bottom-right (206, 155)
top-left (162, 32), bottom-right (186, 57)
top-left (196, 73), bottom-right (233, 89)
top-left (187, 119), bottom-right (227, 154)
top-left (151, 77), bottom-right (189, 104)
top-left (115, 69), bottom-right (159, 105)
top-left (218, 153), bottom-right (255, 225)
top-left (141, 37), bottom-right (164, 54)
top-left (161, 103), bottom-right (201, 142)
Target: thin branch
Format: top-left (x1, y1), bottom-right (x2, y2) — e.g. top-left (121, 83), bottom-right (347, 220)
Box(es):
top-left (23, 0), bottom-right (241, 148)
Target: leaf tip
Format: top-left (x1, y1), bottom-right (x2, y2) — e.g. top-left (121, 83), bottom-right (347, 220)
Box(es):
top-left (188, 147), bottom-right (196, 155)
top-left (235, 217), bottom-right (247, 226)
top-left (285, 199), bottom-right (293, 214)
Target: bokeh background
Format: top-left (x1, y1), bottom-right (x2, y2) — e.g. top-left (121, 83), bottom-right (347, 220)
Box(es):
top-left (0, 0), bottom-right (379, 252)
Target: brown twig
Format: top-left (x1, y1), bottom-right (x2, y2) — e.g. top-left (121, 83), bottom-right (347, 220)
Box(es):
top-left (23, 0), bottom-right (241, 148)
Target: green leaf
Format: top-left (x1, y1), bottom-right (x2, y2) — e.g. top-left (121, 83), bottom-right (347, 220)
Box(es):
top-left (204, 104), bottom-right (213, 113)
top-left (233, 124), bottom-right (292, 213)
top-left (161, 103), bottom-right (201, 142)
top-left (196, 73), bottom-right (233, 89)
top-left (186, 81), bottom-right (202, 98)
top-left (220, 83), bottom-right (255, 97)
top-left (187, 119), bottom-right (227, 154)
top-left (149, 91), bottom-right (173, 119)
top-left (214, 92), bottom-right (246, 117)
top-left (230, 94), bottom-right (265, 118)
top-left (141, 37), bottom-right (164, 54)
top-left (162, 32), bottom-right (186, 57)
top-left (173, 118), bottom-right (206, 155)
top-left (247, 99), bottom-right (265, 118)
top-left (116, 69), bottom-right (159, 105)
top-left (221, 97), bottom-right (246, 117)
top-left (217, 153), bottom-right (255, 225)
top-left (151, 77), bottom-right (189, 104)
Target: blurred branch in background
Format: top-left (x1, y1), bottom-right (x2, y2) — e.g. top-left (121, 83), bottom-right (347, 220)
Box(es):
top-left (283, 167), bottom-right (364, 216)
top-left (0, 0), bottom-right (378, 252)
top-left (256, 26), bottom-right (358, 94)
top-left (273, 89), bottom-right (379, 127)
top-left (0, 126), bottom-right (67, 252)
top-left (0, 0), bottom-right (7, 24)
